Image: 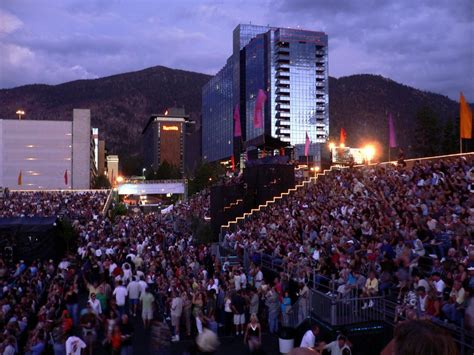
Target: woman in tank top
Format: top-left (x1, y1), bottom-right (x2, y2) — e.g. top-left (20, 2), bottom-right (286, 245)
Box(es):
top-left (244, 313), bottom-right (261, 353)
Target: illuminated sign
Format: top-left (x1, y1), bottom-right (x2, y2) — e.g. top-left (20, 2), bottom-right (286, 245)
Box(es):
top-left (162, 125), bottom-right (179, 131)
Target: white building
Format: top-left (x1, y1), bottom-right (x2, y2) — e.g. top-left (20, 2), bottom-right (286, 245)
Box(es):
top-left (0, 109), bottom-right (94, 190)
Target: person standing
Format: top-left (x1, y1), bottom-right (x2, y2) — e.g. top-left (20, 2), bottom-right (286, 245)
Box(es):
top-left (182, 291), bottom-right (192, 337)
top-left (127, 277), bottom-right (141, 317)
top-left (300, 325), bottom-right (320, 348)
top-left (119, 314), bottom-right (134, 355)
top-left (65, 335), bottom-right (86, 355)
top-left (170, 292), bottom-right (183, 342)
top-left (265, 286), bottom-right (280, 334)
top-left (244, 314), bottom-right (261, 353)
top-left (140, 287), bottom-right (155, 330)
top-left (231, 290), bottom-right (246, 336)
top-left (113, 280), bottom-right (128, 317)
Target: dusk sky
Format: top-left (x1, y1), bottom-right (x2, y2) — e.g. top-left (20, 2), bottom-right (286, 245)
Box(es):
top-left (0, 0), bottom-right (472, 100)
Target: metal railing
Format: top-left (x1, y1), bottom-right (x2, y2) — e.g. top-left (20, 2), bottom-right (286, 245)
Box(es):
top-left (102, 189), bottom-right (114, 216)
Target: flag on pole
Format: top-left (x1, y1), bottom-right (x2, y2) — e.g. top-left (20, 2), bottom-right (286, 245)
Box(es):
top-left (388, 113), bottom-right (397, 148)
top-left (304, 132), bottom-right (310, 156)
top-left (340, 128), bottom-right (347, 145)
top-left (233, 104), bottom-right (242, 137)
top-left (253, 89), bottom-right (267, 129)
top-left (64, 170), bottom-right (68, 185)
top-left (460, 92), bottom-right (472, 139)
top-left (17, 171), bottom-right (22, 186)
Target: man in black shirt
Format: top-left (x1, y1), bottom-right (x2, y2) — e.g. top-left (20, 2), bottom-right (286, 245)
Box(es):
top-left (231, 290), bottom-right (246, 336)
top-left (120, 314), bottom-right (134, 355)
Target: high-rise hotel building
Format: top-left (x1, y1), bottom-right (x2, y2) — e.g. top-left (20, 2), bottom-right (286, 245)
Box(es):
top-left (202, 24), bottom-right (329, 163)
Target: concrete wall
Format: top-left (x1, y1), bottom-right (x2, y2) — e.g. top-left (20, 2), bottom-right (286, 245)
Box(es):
top-left (0, 119), bottom-right (73, 189)
top-left (72, 109), bottom-right (91, 189)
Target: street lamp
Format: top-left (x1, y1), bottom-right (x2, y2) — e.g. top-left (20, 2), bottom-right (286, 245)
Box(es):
top-left (16, 110), bottom-right (25, 120)
top-left (142, 168), bottom-right (146, 178)
top-left (116, 176), bottom-right (124, 183)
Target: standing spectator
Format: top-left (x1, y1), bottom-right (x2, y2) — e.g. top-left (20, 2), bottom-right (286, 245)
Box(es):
top-left (244, 314), bottom-right (261, 353)
top-left (127, 277), bottom-right (141, 317)
top-left (324, 334), bottom-right (351, 355)
top-left (265, 286), bottom-right (280, 334)
top-left (119, 314), bottom-right (134, 355)
top-left (231, 290), bottom-right (246, 336)
top-left (140, 287), bottom-right (155, 330)
top-left (65, 335), bottom-right (86, 355)
top-left (361, 271), bottom-right (379, 309)
top-left (300, 325), bottom-right (320, 348)
top-left (170, 292), bottom-right (183, 342)
top-left (113, 281), bottom-right (128, 317)
top-left (88, 293), bottom-right (102, 316)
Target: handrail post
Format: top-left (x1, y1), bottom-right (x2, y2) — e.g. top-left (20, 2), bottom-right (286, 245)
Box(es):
top-left (330, 297), bottom-right (336, 325)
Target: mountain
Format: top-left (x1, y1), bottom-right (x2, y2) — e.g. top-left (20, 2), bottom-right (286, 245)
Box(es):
top-left (328, 75), bottom-right (462, 158)
top-left (0, 66), bottom-right (211, 174)
top-left (0, 67), bottom-right (465, 173)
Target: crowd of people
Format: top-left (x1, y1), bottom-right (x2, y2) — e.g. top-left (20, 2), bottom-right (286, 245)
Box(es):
top-left (223, 157), bottom-right (474, 331)
top-left (0, 155), bottom-right (473, 354)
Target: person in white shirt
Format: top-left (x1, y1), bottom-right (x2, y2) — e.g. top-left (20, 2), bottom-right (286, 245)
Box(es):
top-left (65, 335), bottom-right (87, 355)
top-left (300, 325), bottom-right (320, 348)
top-left (170, 293), bottom-right (183, 342)
top-left (88, 293), bottom-right (102, 316)
top-left (254, 266), bottom-right (263, 289)
top-left (324, 335), bottom-right (351, 355)
top-left (113, 280), bottom-right (128, 316)
top-left (240, 270), bottom-right (247, 289)
top-left (127, 277), bottom-right (141, 316)
top-left (431, 272), bottom-right (445, 295)
top-left (234, 269), bottom-right (242, 291)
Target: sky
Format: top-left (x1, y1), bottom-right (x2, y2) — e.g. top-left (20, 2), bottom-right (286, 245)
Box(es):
top-left (0, 0), bottom-right (473, 100)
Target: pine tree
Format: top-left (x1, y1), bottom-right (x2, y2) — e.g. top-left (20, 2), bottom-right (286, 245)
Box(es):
top-left (413, 107), bottom-right (441, 157)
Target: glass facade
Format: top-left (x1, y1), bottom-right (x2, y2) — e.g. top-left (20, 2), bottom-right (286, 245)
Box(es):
top-left (245, 35), bottom-right (266, 141)
top-left (202, 58), bottom-right (234, 162)
top-left (202, 24), bottom-right (329, 163)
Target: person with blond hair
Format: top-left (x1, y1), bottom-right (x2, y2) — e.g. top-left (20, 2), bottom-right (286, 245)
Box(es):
top-left (244, 313), bottom-right (261, 352)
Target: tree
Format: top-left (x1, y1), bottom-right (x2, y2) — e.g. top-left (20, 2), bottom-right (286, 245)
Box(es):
top-left (111, 203), bottom-right (127, 220)
top-left (92, 174), bottom-right (111, 189)
top-left (442, 116), bottom-right (458, 155)
top-left (413, 106), bottom-right (441, 157)
top-left (146, 161), bottom-right (181, 180)
top-left (188, 162), bottom-right (225, 195)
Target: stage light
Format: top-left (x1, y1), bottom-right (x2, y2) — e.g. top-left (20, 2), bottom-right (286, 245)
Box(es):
top-left (363, 145), bottom-right (376, 164)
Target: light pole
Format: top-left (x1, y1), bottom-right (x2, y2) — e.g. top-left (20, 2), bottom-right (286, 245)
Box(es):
top-left (16, 110), bottom-right (25, 120)
top-left (142, 168), bottom-right (146, 179)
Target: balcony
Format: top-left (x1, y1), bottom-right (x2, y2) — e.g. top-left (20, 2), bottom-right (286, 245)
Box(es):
top-left (277, 46), bottom-right (290, 54)
top-left (276, 71), bottom-right (290, 78)
top-left (276, 62), bottom-right (290, 70)
top-left (276, 79), bottom-right (291, 86)
top-left (277, 54), bottom-right (290, 62)
top-left (277, 111), bottom-right (291, 118)
top-left (276, 95), bottom-right (290, 102)
top-left (316, 50), bottom-right (325, 56)
top-left (277, 103), bottom-right (291, 110)
top-left (277, 119), bottom-right (291, 127)
top-left (276, 87), bottom-right (290, 94)
top-left (316, 75), bottom-right (325, 80)
top-left (277, 128), bottom-right (291, 135)
top-left (316, 90), bottom-right (326, 96)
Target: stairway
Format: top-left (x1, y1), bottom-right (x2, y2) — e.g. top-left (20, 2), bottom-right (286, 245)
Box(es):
top-left (220, 164), bottom-right (344, 230)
